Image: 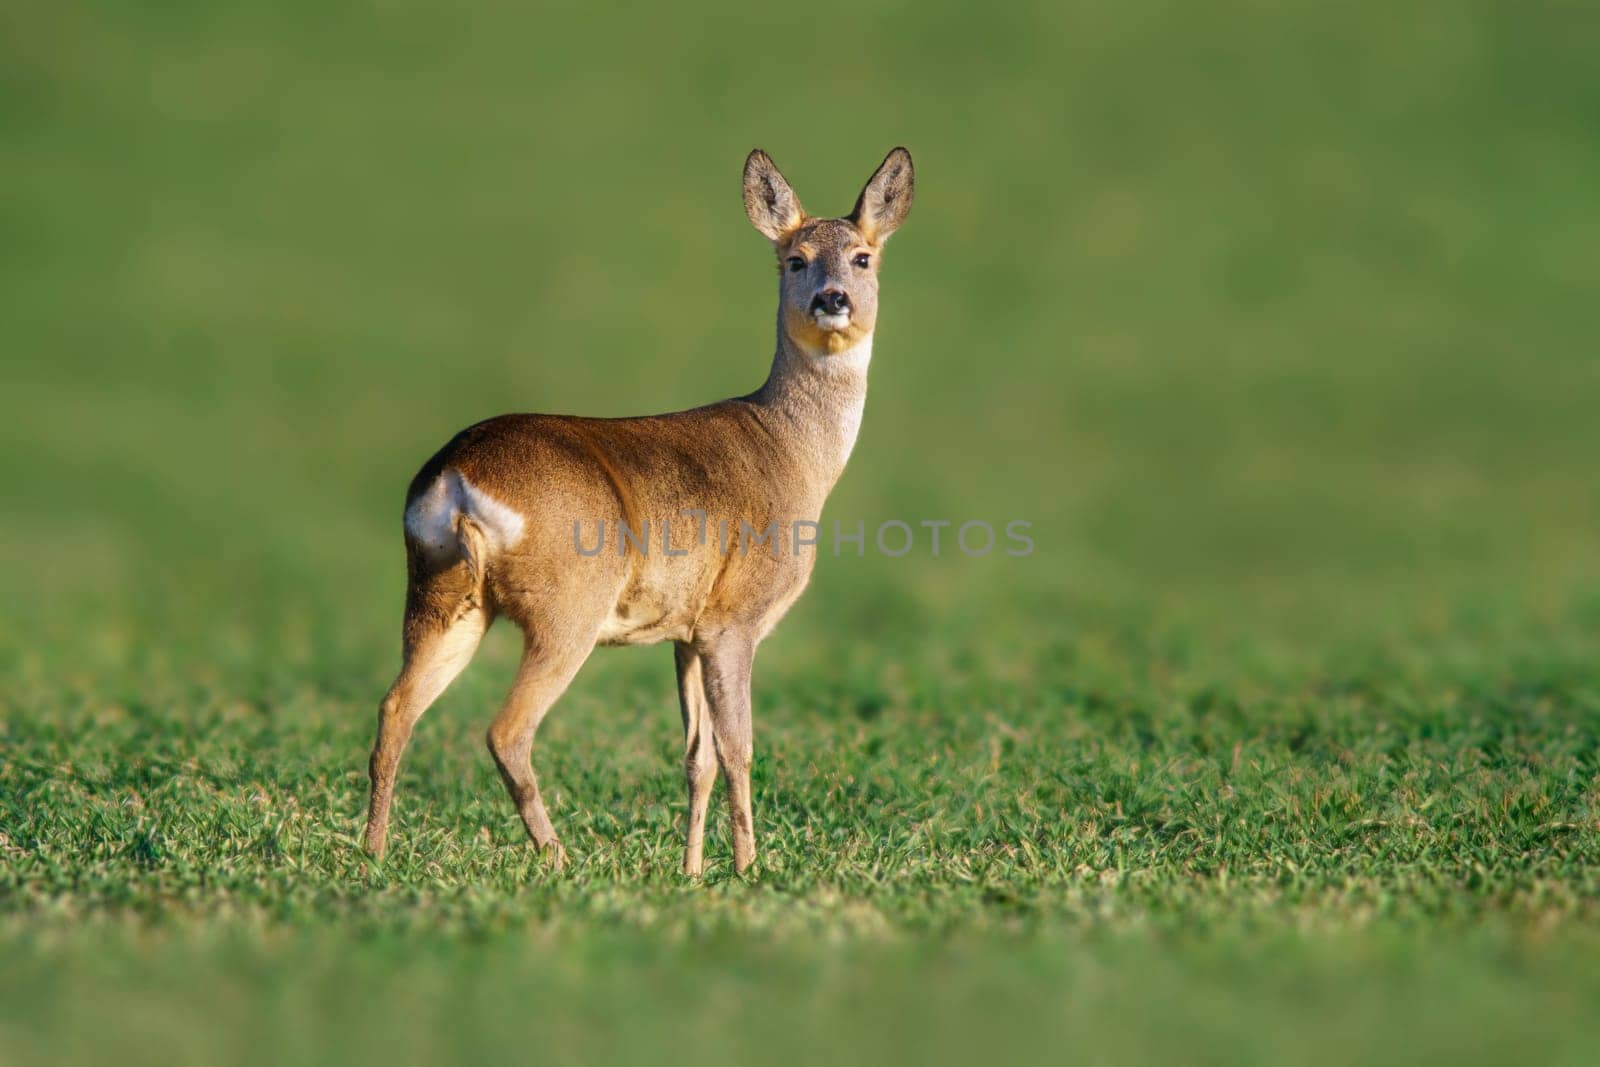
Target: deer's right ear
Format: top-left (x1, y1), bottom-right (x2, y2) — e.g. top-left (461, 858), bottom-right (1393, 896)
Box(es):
top-left (743, 150), bottom-right (806, 243)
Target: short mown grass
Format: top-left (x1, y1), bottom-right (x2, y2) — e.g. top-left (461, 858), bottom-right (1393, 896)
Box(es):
top-left (6, 609), bottom-right (1600, 1064)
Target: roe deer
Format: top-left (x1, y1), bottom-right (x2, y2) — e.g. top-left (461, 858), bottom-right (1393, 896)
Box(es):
top-left (362, 147), bottom-right (915, 876)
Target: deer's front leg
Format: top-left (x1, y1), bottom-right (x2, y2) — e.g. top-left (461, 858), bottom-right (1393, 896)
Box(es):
top-left (675, 643), bottom-right (719, 877)
top-left (699, 635), bottom-right (757, 874)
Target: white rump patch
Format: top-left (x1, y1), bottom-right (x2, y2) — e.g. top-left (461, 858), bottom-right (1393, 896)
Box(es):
top-left (404, 469), bottom-right (527, 564)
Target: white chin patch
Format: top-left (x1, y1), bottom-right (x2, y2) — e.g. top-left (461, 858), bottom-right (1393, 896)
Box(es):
top-left (813, 312), bottom-right (851, 332)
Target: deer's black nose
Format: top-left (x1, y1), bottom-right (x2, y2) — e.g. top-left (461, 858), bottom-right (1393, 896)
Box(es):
top-left (812, 290), bottom-right (850, 315)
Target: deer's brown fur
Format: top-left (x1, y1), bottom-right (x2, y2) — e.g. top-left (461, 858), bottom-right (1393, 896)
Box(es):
top-left (363, 148), bottom-right (915, 876)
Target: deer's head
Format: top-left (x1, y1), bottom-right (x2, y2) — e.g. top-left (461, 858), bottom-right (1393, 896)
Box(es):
top-left (743, 147), bottom-right (915, 356)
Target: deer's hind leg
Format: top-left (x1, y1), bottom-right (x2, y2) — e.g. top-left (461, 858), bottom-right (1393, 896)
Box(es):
top-left (364, 572), bottom-right (488, 860)
top-left (485, 628), bottom-right (600, 870)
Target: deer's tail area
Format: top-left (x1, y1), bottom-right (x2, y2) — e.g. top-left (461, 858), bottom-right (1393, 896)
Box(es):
top-left (403, 467), bottom-right (528, 596)
top-left (452, 509), bottom-right (490, 591)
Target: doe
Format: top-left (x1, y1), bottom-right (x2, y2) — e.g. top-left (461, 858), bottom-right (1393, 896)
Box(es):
top-left (362, 147), bottom-right (915, 875)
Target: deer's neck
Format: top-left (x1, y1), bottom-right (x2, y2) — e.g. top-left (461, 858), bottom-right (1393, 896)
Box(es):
top-left (750, 332), bottom-right (872, 492)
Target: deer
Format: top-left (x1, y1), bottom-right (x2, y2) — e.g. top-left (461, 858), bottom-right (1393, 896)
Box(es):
top-left (361, 147), bottom-right (915, 876)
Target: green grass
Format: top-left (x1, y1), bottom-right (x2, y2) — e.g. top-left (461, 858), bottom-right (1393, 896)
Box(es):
top-left (7, 621), bottom-right (1600, 1064)
top-left (4, 1), bottom-right (1600, 1064)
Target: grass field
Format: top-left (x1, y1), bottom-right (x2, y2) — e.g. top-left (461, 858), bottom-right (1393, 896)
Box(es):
top-left (4, 2), bottom-right (1600, 1064)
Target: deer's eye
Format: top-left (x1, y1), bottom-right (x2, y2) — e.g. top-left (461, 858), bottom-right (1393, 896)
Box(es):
top-left (852, 253), bottom-right (871, 269)
top-left (786, 257), bottom-right (807, 273)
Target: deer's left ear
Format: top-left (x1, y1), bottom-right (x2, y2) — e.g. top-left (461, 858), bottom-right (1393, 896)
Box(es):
top-left (851, 147), bottom-right (915, 244)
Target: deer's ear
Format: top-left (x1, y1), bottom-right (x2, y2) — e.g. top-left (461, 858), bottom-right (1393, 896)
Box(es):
top-left (743, 150), bottom-right (806, 243)
top-left (851, 147), bottom-right (915, 244)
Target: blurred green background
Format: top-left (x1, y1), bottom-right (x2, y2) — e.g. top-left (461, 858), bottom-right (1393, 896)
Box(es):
top-left (4, 2), bottom-right (1600, 1064)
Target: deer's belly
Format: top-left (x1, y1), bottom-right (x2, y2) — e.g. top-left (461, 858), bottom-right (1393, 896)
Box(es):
top-left (593, 557), bottom-right (709, 647)
top-left (594, 598), bottom-right (694, 646)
